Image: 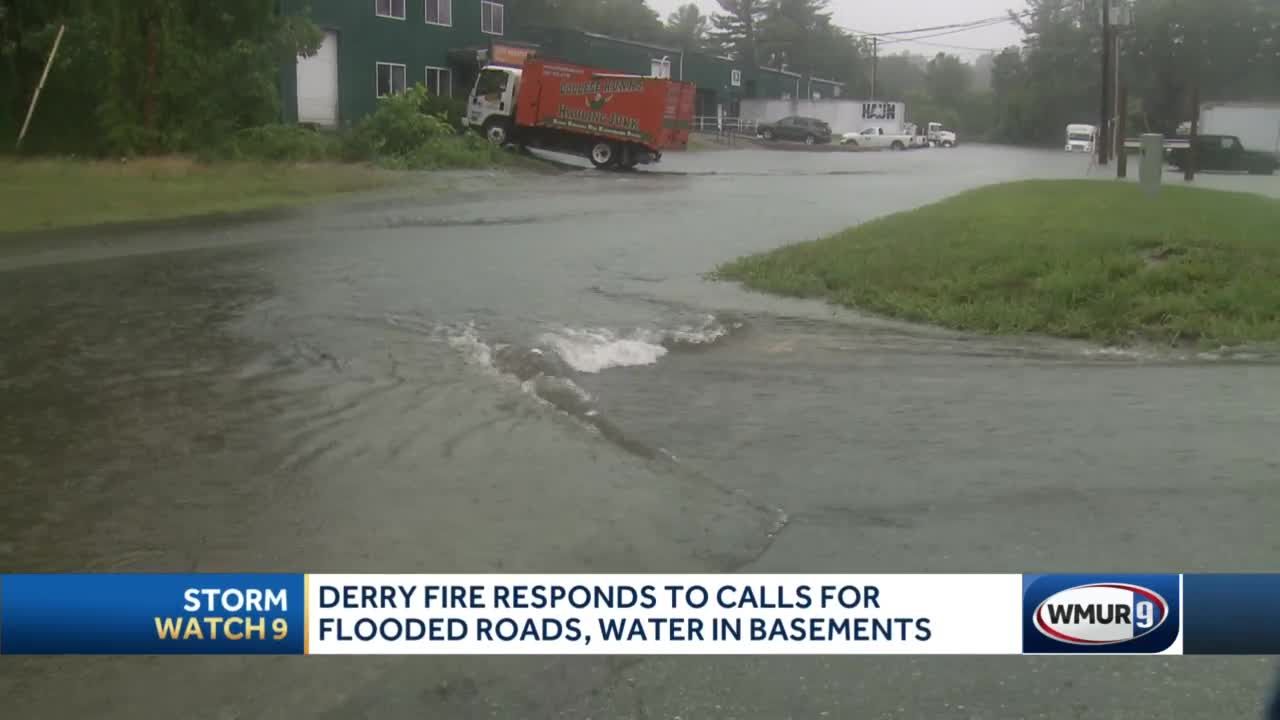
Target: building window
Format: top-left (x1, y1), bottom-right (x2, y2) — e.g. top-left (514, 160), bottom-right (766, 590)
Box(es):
top-left (481, 1), bottom-right (504, 35)
top-left (425, 66), bottom-right (452, 97)
top-left (376, 62), bottom-right (407, 97)
top-left (425, 0), bottom-right (452, 26)
top-left (650, 57), bottom-right (671, 78)
top-left (730, 69), bottom-right (742, 87)
top-left (376, 0), bottom-right (406, 20)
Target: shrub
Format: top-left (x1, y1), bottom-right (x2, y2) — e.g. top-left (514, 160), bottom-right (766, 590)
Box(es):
top-left (340, 83), bottom-right (503, 169)
top-left (187, 84), bottom-right (501, 169)
top-left (348, 85), bottom-right (457, 159)
top-left (420, 93), bottom-right (469, 132)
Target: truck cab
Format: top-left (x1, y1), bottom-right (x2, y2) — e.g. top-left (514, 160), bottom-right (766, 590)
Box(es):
top-left (927, 121), bottom-right (957, 148)
top-left (464, 66), bottom-right (523, 145)
top-left (1065, 124), bottom-right (1097, 153)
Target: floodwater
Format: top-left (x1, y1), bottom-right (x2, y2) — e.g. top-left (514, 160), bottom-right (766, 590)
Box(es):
top-left (2, 146), bottom-right (1279, 718)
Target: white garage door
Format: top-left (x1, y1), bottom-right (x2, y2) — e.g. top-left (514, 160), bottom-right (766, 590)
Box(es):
top-left (296, 30), bottom-right (338, 127)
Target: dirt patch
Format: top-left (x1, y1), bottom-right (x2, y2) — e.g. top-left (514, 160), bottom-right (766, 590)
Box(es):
top-left (1142, 245), bottom-right (1187, 269)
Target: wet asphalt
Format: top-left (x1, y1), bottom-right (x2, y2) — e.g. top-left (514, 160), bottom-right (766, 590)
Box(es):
top-left (1, 145), bottom-right (1279, 718)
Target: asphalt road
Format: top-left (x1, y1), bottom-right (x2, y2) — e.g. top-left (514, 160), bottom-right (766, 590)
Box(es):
top-left (2, 145), bottom-right (1278, 718)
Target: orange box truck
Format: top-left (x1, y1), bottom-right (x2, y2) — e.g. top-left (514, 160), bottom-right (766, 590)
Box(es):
top-left (464, 58), bottom-right (696, 169)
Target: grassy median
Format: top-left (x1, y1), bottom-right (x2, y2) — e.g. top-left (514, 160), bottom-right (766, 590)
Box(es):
top-left (0, 157), bottom-right (399, 233)
top-left (717, 180), bottom-right (1280, 346)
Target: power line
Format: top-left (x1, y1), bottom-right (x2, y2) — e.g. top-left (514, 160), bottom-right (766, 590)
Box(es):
top-left (843, 10), bottom-right (1031, 41)
top-left (842, 20), bottom-right (988, 38)
top-left (881, 17), bottom-right (1014, 45)
top-left (889, 38), bottom-right (1004, 53)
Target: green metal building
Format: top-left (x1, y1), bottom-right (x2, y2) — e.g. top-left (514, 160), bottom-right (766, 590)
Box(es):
top-left (278, 1), bottom-right (842, 127)
top-left (280, 0), bottom-right (514, 127)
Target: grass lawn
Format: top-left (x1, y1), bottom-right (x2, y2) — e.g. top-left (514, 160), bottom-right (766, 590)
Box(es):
top-left (717, 180), bottom-right (1280, 347)
top-left (0, 157), bottom-right (400, 233)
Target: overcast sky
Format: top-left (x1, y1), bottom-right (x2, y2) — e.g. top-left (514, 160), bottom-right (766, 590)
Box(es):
top-left (648, 0), bottom-right (1029, 59)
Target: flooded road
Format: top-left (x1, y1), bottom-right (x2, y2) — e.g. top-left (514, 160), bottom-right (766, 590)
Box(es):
top-left (3, 146), bottom-right (1279, 718)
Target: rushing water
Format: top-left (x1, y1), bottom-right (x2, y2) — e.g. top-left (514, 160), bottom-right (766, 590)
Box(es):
top-left (2, 147), bottom-right (1279, 718)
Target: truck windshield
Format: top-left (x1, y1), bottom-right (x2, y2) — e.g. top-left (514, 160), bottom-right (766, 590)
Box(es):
top-left (474, 69), bottom-right (509, 97)
top-left (1068, 133), bottom-right (1092, 142)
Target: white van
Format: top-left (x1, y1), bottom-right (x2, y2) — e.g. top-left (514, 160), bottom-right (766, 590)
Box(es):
top-left (1065, 124), bottom-right (1097, 153)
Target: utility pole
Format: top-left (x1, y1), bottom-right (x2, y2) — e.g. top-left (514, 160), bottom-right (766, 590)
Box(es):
top-left (1186, 82), bottom-right (1199, 182)
top-left (1099, 0), bottom-right (1111, 166)
top-left (1117, 84), bottom-right (1129, 178)
top-left (1113, 23), bottom-right (1122, 160)
top-left (870, 37), bottom-right (878, 101)
top-left (1113, 2), bottom-right (1129, 175)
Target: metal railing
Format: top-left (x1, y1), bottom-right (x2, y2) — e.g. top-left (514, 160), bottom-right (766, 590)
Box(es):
top-left (692, 116), bottom-right (758, 135)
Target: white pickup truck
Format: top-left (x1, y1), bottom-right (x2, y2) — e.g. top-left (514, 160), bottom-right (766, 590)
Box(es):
top-left (840, 126), bottom-right (922, 150)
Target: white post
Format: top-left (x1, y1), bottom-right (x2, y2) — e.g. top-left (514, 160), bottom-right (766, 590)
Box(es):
top-left (17, 24), bottom-right (66, 150)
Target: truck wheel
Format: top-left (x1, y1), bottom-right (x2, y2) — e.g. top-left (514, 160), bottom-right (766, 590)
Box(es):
top-left (482, 119), bottom-right (511, 146)
top-left (589, 141), bottom-right (618, 168)
top-left (843, 139), bottom-right (859, 148)
top-left (942, 140), bottom-right (954, 148)
top-left (891, 141), bottom-right (905, 151)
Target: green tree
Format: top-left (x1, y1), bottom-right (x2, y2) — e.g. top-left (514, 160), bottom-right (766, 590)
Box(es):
top-left (2, 0), bottom-right (320, 154)
top-left (1126, 0), bottom-right (1276, 134)
top-left (971, 51), bottom-right (995, 92)
top-left (806, 24), bottom-right (869, 93)
top-left (710, 0), bottom-right (768, 63)
top-left (758, 0), bottom-right (833, 74)
top-left (925, 53), bottom-right (973, 109)
top-left (518, 0), bottom-right (663, 40)
top-left (988, 46), bottom-right (1034, 142)
top-left (1013, 0), bottom-right (1103, 144)
top-left (874, 52), bottom-right (928, 100)
top-left (665, 3), bottom-right (709, 51)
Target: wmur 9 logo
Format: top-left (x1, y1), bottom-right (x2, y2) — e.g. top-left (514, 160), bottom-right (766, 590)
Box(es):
top-left (1022, 575), bottom-right (1181, 654)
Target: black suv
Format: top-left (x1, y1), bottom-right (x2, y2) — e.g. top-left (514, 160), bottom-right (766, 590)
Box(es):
top-left (757, 116), bottom-right (833, 145)
top-left (1168, 134), bottom-right (1278, 175)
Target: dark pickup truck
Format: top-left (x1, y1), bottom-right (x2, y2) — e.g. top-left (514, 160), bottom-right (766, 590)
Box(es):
top-left (1167, 134), bottom-right (1278, 175)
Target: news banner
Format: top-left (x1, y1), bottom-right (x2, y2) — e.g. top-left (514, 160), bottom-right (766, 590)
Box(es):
top-left (0, 574), bottom-right (1277, 655)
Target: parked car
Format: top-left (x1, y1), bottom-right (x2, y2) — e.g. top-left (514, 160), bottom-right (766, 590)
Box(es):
top-left (757, 116), bottom-right (833, 145)
top-left (840, 126), bottom-right (918, 150)
top-left (1167, 134), bottom-right (1278, 175)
